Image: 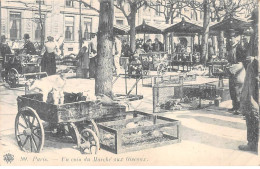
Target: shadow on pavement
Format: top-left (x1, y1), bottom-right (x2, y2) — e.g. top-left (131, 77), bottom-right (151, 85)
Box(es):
top-left (180, 125), bottom-right (248, 151)
top-left (177, 115), bottom-right (246, 130)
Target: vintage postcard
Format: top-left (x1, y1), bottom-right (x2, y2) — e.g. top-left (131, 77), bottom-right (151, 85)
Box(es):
top-left (0, 0), bottom-right (259, 166)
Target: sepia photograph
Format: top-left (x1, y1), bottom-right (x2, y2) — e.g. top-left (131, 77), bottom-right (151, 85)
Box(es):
top-left (0, 0), bottom-right (259, 166)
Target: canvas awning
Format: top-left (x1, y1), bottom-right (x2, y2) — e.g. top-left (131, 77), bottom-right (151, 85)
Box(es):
top-left (164, 18), bottom-right (203, 35)
top-left (135, 21), bottom-right (171, 34)
top-left (209, 16), bottom-right (252, 35)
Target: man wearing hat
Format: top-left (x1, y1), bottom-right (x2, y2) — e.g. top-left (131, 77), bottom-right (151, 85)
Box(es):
top-left (226, 30), bottom-right (246, 115)
top-left (23, 34), bottom-right (36, 55)
top-left (238, 8), bottom-right (259, 153)
top-left (0, 35), bottom-right (12, 82)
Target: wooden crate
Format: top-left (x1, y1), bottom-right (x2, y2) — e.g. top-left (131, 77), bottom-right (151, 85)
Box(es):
top-left (153, 84), bottom-right (183, 113)
top-left (142, 75), bottom-right (181, 87)
top-left (97, 111), bottom-right (181, 154)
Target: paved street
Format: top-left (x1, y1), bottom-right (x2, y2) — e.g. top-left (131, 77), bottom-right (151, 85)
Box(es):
top-left (0, 75), bottom-right (259, 166)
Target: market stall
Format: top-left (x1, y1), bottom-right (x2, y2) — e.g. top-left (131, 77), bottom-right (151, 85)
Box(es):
top-left (164, 18), bottom-right (203, 71)
top-left (208, 16), bottom-right (251, 84)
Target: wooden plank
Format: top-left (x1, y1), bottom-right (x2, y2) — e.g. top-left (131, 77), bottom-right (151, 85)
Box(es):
top-left (163, 133), bottom-right (178, 140)
top-left (98, 116), bottom-right (153, 127)
top-left (115, 130), bottom-right (123, 154)
top-left (133, 111), bottom-right (153, 117)
top-left (100, 144), bottom-right (116, 154)
top-left (121, 121), bottom-right (179, 134)
top-left (97, 124), bottom-right (117, 134)
top-left (117, 139), bottom-right (179, 154)
top-left (156, 115), bottom-right (179, 122)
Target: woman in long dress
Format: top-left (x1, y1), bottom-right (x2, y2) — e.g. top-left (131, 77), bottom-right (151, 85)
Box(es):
top-left (41, 36), bottom-right (58, 76)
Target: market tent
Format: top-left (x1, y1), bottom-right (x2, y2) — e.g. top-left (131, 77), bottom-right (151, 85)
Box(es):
top-left (114, 24), bottom-right (130, 35)
top-left (164, 18), bottom-right (203, 35)
top-left (209, 16), bottom-right (251, 35)
top-left (135, 21), bottom-right (171, 34)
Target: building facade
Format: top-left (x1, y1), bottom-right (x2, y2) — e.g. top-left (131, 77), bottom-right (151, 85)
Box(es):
top-left (1, 0), bottom-right (99, 55)
top-left (1, 0), bottom-right (206, 55)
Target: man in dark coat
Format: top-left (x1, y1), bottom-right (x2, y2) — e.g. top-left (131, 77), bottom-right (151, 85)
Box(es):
top-left (226, 34), bottom-right (246, 114)
top-left (0, 35), bottom-right (12, 64)
top-left (236, 37), bottom-right (250, 69)
top-left (0, 35), bottom-right (12, 82)
top-left (23, 34), bottom-right (36, 55)
top-left (152, 38), bottom-right (164, 52)
top-left (238, 8), bottom-right (259, 153)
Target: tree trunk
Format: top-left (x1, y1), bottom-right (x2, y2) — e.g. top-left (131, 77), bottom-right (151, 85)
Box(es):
top-left (95, 0), bottom-right (114, 97)
top-left (218, 31), bottom-right (224, 59)
top-left (201, 0), bottom-right (210, 65)
top-left (128, 6), bottom-right (137, 53)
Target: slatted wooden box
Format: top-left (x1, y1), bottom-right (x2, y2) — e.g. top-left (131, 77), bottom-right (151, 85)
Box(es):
top-left (153, 83), bottom-right (183, 113)
top-left (97, 111), bottom-right (181, 154)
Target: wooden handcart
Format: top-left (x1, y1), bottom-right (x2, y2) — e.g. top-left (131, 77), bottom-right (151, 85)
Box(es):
top-left (3, 54), bottom-right (47, 88)
top-left (15, 93), bottom-right (126, 154)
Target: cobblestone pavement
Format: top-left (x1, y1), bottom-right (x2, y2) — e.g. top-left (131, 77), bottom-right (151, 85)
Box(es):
top-left (0, 75), bottom-right (259, 166)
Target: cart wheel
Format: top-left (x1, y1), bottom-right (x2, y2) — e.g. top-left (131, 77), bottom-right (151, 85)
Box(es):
top-left (80, 129), bottom-right (100, 154)
top-left (15, 107), bottom-right (44, 153)
top-left (7, 68), bottom-right (19, 88)
top-left (88, 119), bottom-right (100, 139)
top-left (67, 122), bottom-right (81, 146)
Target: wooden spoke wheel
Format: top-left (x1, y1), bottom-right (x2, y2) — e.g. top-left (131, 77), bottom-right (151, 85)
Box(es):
top-left (15, 107), bottom-right (44, 153)
top-left (7, 68), bottom-right (19, 88)
top-left (80, 129), bottom-right (100, 154)
top-left (87, 119), bottom-right (100, 139)
top-left (64, 123), bottom-right (81, 146)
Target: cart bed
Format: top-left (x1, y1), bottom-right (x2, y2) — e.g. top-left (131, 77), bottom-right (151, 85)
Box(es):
top-left (17, 93), bottom-right (126, 123)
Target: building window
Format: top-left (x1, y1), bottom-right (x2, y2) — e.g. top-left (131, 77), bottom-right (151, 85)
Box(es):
top-left (116, 20), bottom-right (124, 25)
top-left (65, 16), bottom-right (74, 41)
top-left (34, 14), bottom-right (45, 41)
top-left (65, 0), bottom-right (74, 7)
top-left (83, 17), bottom-right (92, 40)
top-left (36, 0), bottom-right (45, 5)
top-left (10, 12), bottom-right (21, 40)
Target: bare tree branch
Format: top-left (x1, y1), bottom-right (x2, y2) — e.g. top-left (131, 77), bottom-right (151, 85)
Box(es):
top-left (73, 0), bottom-right (100, 13)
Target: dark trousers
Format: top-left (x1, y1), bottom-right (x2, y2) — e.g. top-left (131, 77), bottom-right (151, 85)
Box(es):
top-left (89, 57), bottom-right (96, 78)
top-left (229, 77), bottom-right (243, 110)
top-left (245, 111), bottom-right (259, 150)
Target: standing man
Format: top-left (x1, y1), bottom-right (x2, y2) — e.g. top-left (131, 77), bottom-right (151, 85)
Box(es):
top-left (236, 37), bottom-right (250, 69)
top-left (77, 38), bottom-right (90, 78)
top-left (23, 34), bottom-right (36, 55)
top-left (238, 8), bottom-right (259, 153)
top-left (226, 31), bottom-right (246, 115)
top-left (0, 35), bottom-right (12, 82)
